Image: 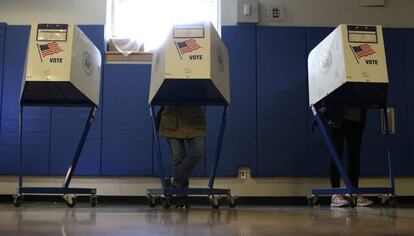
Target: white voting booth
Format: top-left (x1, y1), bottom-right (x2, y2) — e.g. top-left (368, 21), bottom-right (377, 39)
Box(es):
top-left (149, 22), bottom-right (229, 105)
top-left (307, 24), bottom-right (396, 206)
top-left (147, 22), bottom-right (235, 209)
top-left (14, 24), bottom-right (101, 208)
top-left (21, 24), bottom-right (101, 106)
top-left (308, 24), bottom-right (388, 108)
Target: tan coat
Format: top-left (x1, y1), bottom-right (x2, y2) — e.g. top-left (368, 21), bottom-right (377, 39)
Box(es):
top-left (159, 106), bottom-right (206, 139)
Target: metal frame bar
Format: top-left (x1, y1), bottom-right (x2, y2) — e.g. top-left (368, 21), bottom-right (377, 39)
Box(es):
top-left (310, 105), bottom-right (395, 196)
top-left (18, 105), bottom-right (97, 195)
top-left (148, 105), bottom-right (231, 196)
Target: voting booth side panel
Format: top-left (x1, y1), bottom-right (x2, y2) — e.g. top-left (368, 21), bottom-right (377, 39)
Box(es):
top-left (210, 25), bottom-right (230, 105)
top-left (70, 26), bottom-right (101, 106)
top-left (149, 44), bottom-right (166, 105)
top-left (308, 26), bottom-right (346, 107)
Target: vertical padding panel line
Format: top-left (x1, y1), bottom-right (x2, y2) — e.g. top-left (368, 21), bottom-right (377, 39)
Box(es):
top-left (256, 26), bottom-right (308, 177)
top-left (404, 29), bottom-right (414, 176)
top-left (306, 27), bottom-right (335, 177)
top-left (101, 64), bottom-right (153, 176)
top-left (0, 25), bottom-right (52, 174)
top-left (0, 23), bottom-right (6, 139)
top-left (205, 25), bottom-right (257, 177)
top-left (0, 23), bottom-right (7, 136)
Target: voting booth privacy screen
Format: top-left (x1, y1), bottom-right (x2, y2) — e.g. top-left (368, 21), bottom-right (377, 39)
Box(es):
top-left (21, 24), bottom-right (102, 106)
top-left (149, 22), bottom-right (230, 105)
top-left (308, 24), bottom-right (389, 107)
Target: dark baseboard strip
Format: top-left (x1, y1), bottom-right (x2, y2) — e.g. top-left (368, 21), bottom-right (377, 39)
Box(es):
top-left (1, 195), bottom-right (414, 206)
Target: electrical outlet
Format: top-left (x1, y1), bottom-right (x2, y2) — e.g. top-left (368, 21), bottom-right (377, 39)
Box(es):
top-left (240, 169), bottom-right (247, 180)
top-left (266, 5), bottom-right (285, 22)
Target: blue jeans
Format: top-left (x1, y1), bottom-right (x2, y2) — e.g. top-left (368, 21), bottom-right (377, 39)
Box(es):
top-left (167, 136), bottom-right (205, 188)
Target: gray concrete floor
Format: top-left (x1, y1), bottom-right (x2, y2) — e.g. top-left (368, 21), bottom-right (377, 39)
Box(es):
top-left (0, 203), bottom-right (413, 236)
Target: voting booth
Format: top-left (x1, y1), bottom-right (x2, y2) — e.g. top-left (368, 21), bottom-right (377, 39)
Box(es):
top-left (307, 24), bottom-right (396, 207)
top-left (14, 24), bottom-right (101, 208)
top-left (22, 24), bottom-right (101, 106)
top-left (147, 22), bottom-right (235, 209)
top-left (149, 22), bottom-right (229, 106)
top-left (308, 24), bottom-right (388, 108)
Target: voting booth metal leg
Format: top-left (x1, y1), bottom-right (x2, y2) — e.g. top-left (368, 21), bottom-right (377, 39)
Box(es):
top-left (150, 105), bottom-right (167, 189)
top-left (309, 105), bottom-right (395, 206)
top-left (18, 105), bottom-right (24, 190)
top-left (148, 105), bottom-right (234, 209)
top-left (208, 106), bottom-right (228, 189)
top-left (63, 106), bottom-right (97, 188)
top-left (383, 106), bottom-right (395, 192)
top-left (14, 105), bottom-right (97, 207)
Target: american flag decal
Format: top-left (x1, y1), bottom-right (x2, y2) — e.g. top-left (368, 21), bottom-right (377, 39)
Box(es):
top-left (352, 44), bottom-right (376, 59)
top-left (176, 39), bottom-right (201, 55)
top-left (39, 42), bottom-right (63, 57)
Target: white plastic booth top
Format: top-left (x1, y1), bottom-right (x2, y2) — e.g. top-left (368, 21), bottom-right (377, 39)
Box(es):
top-left (149, 22), bottom-right (230, 106)
top-left (21, 24), bottom-right (102, 106)
top-left (308, 24), bottom-right (388, 108)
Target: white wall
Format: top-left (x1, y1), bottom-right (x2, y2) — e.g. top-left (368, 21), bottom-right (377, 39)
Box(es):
top-left (222, 0), bottom-right (414, 27)
top-left (0, 0), bottom-right (107, 25)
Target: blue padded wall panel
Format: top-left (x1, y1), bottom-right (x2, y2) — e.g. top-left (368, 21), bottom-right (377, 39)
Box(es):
top-left (78, 25), bottom-right (106, 54)
top-left (49, 106), bottom-right (101, 175)
top-left (256, 27), bottom-right (308, 176)
top-left (206, 26), bottom-right (257, 176)
top-left (405, 29), bottom-right (414, 175)
top-left (101, 64), bottom-right (153, 176)
top-left (0, 23), bottom-right (6, 138)
top-left (49, 25), bottom-right (105, 176)
top-left (21, 107), bottom-right (51, 174)
top-left (306, 27), bottom-right (334, 176)
top-left (0, 26), bottom-right (50, 175)
top-left (360, 29), bottom-right (409, 176)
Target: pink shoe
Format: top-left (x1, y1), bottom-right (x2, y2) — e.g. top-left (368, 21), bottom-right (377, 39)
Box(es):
top-left (357, 195), bottom-right (374, 207)
top-left (331, 194), bottom-right (349, 207)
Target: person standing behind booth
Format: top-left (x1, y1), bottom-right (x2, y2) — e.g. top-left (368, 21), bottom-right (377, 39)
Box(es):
top-left (159, 105), bottom-right (206, 206)
top-left (320, 106), bottom-right (374, 207)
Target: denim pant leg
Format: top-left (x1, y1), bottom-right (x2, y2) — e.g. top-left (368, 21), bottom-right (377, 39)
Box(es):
top-left (167, 138), bottom-right (186, 186)
top-left (167, 136), bottom-right (204, 187)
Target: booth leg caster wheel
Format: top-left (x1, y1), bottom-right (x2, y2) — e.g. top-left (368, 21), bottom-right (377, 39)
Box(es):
top-left (210, 195), bottom-right (220, 209)
top-left (380, 194), bottom-right (397, 207)
top-left (389, 194), bottom-right (398, 207)
top-left (90, 195), bottom-right (98, 207)
top-left (147, 194), bottom-right (157, 208)
top-left (160, 196), bottom-right (170, 209)
top-left (227, 196), bottom-right (236, 208)
top-left (307, 195), bottom-right (318, 207)
top-left (63, 194), bottom-right (77, 208)
top-left (176, 196), bottom-right (190, 209)
top-left (13, 194), bottom-right (23, 207)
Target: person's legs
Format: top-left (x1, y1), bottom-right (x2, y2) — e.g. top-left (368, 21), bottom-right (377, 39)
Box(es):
top-left (343, 120), bottom-right (373, 206)
top-left (179, 136), bottom-right (205, 186)
top-left (329, 126), bottom-right (348, 207)
top-left (344, 120), bottom-right (363, 188)
top-left (167, 137), bottom-right (186, 187)
top-left (329, 127), bottom-right (345, 188)
top-left (167, 136), bottom-right (205, 188)
top-left (168, 136), bottom-right (204, 208)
